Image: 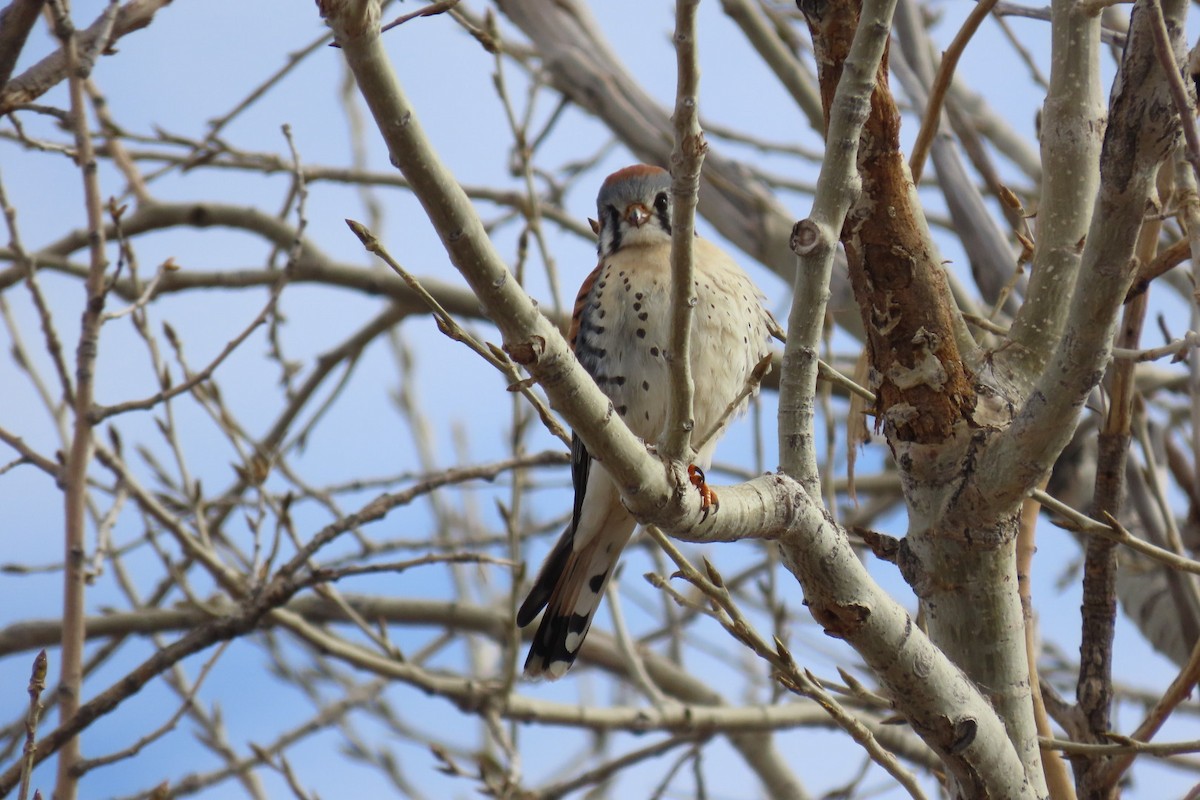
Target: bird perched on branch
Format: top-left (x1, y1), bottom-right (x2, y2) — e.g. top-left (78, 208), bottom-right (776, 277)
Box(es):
top-left (517, 164), bottom-right (777, 679)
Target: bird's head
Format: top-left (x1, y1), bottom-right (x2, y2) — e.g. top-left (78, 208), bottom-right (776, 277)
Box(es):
top-left (591, 164), bottom-right (673, 257)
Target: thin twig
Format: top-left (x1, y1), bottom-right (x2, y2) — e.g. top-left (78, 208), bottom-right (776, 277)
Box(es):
top-left (643, 527), bottom-right (927, 799)
top-left (380, 0), bottom-right (461, 34)
top-left (535, 734), bottom-right (706, 800)
top-left (1037, 490), bottom-right (1200, 575)
top-left (909, 0), bottom-right (999, 183)
top-left (18, 650), bottom-right (47, 800)
top-left (1045, 734), bottom-right (1200, 757)
top-left (92, 280), bottom-right (285, 420)
top-left (694, 354), bottom-right (773, 452)
top-left (487, 10), bottom-right (564, 317)
top-left (49, 1), bottom-right (117, 794)
top-left (605, 578), bottom-right (670, 709)
top-left (344, 218), bottom-right (570, 445)
top-left (70, 642), bottom-right (230, 776)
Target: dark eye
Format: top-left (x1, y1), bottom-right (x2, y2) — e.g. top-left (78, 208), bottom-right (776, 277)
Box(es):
top-left (653, 192), bottom-right (669, 212)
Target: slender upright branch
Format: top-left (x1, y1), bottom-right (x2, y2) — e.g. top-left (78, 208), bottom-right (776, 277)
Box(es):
top-left (1075, 275), bottom-right (1149, 795)
top-left (1004, 0), bottom-right (1103, 385)
top-left (664, 0), bottom-right (705, 464)
top-left (1075, 164), bottom-right (1163, 793)
top-left (51, 2), bottom-right (116, 796)
top-left (1017, 487), bottom-right (1076, 800)
top-left (778, 0), bottom-right (890, 496)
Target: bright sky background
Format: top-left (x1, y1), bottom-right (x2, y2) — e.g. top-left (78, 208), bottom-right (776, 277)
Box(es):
top-left (1, 1), bottom-right (1198, 798)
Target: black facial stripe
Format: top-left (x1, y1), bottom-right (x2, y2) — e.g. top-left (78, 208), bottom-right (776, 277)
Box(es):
top-left (654, 198), bottom-right (671, 234)
top-left (598, 204), bottom-right (622, 255)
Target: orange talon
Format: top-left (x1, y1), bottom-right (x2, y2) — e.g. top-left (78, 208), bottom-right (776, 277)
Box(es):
top-left (688, 464), bottom-right (719, 519)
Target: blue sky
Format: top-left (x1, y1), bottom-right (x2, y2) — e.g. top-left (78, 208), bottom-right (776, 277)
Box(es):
top-left (1, 1), bottom-right (1197, 798)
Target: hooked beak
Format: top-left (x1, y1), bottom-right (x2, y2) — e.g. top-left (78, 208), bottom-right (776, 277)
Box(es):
top-left (624, 203), bottom-right (650, 228)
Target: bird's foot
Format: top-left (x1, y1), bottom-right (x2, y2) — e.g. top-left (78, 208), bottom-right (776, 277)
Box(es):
top-left (687, 464), bottom-right (719, 520)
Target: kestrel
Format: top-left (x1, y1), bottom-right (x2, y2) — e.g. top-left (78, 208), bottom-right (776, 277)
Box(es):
top-left (517, 164), bottom-right (776, 679)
